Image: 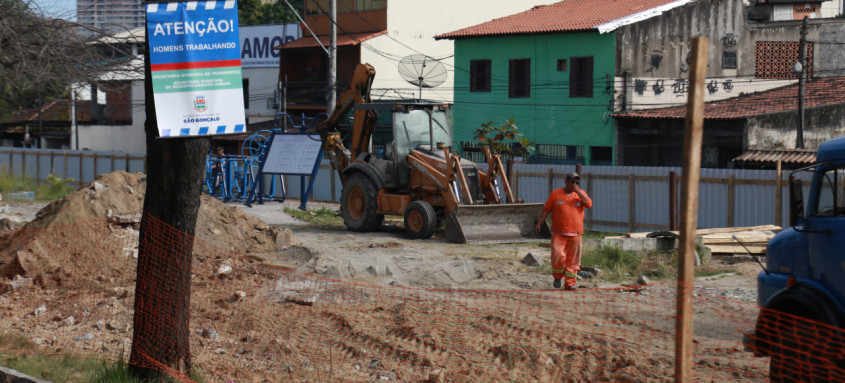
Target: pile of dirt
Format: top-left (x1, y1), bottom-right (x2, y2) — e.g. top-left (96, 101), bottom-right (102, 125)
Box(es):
top-left (0, 170), bottom-right (298, 290)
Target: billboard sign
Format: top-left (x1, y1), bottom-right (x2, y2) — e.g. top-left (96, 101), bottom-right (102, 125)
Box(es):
top-left (146, 0), bottom-right (246, 137)
top-left (240, 24), bottom-right (299, 68)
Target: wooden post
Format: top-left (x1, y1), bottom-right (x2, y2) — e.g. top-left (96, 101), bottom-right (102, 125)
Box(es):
top-left (507, 158), bottom-right (514, 188)
top-left (93, 152), bottom-right (99, 181)
top-left (776, 160), bottom-right (783, 227)
top-left (727, 175), bottom-right (735, 227)
top-left (628, 173), bottom-right (635, 232)
top-left (513, 169), bottom-right (520, 201)
top-left (586, 173), bottom-right (593, 228)
top-left (670, 171), bottom-right (678, 231)
top-left (79, 152), bottom-right (84, 185)
top-left (676, 36), bottom-right (708, 383)
top-left (548, 167), bottom-right (554, 195)
top-left (575, 164), bottom-right (582, 176)
top-left (329, 164), bottom-right (336, 202)
top-left (35, 151), bottom-right (40, 182)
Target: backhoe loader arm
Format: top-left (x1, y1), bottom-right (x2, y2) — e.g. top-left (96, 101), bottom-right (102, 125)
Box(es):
top-left (314, 63), bottom-right (377, 177)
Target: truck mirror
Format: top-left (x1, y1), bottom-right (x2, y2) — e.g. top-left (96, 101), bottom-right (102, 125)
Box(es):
top-left (789, 175), bottom-right (804, 227)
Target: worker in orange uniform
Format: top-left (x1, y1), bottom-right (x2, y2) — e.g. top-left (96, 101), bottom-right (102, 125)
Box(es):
top-left (535, 172), bottom-right (592, 290)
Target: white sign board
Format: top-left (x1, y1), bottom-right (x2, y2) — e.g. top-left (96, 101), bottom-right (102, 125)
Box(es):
top-left (261, 134), bottom-right (323, 175)
top-left (146, 0), bottom-right (246, 137)
top-left (240, 24), bottom-right (300, 68)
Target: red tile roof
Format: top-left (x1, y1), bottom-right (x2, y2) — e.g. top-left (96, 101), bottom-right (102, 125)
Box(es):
top-left (1, 99), bottom-right (93, 125)
top-left (733, 149), bottom-right (817, 165)
top-left (435, 0), bottom-right (680, 39)
top-left (277, 31), bottom-right (387, 50)
top-left (614, 76), bottom-right (845, 120)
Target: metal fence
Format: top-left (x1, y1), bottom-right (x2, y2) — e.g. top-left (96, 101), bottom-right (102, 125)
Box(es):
top-left (0, 148), bottom-right (146, 187)
top-left (1, 148), bottom-right (811, 234)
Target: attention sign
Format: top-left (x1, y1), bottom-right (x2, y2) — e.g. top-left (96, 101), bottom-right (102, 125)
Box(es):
top-left (146, 0), bottom-right (246, 137)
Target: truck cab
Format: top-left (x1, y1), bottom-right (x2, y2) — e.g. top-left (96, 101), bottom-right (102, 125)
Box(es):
top-left (749, 136), bottom-right (845, 381)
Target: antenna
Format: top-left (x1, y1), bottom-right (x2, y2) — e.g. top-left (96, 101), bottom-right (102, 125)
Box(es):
top-left (397, 54), bottom-right (447, 101)
top-left (732, 234), bottom-right (770, 275)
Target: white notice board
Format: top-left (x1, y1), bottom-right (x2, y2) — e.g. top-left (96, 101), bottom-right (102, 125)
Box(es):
top-left (261, 133), bottom-right (323, 175)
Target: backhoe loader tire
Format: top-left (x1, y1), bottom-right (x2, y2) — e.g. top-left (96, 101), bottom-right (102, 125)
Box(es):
top-left (404, 201), bottom-right (436, 240)
top-left (340, 173), bottom-right (384, 232)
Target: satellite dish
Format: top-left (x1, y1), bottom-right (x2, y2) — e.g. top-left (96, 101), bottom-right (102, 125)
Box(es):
top-left (397, 54), bottom-right (447, 101)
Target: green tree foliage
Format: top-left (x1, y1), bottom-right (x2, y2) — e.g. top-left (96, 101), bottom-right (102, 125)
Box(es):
top-left (473, 119), bottom-right (536, 157)
top-left (239, 0), bottom-right (302, 25)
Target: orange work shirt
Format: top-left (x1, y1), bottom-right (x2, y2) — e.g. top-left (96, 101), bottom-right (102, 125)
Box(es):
top-left (542, 188), bottom-right (592, 234)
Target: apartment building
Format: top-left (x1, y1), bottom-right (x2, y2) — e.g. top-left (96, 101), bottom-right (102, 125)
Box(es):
top-left (76, 0), bottom-right (144, 38)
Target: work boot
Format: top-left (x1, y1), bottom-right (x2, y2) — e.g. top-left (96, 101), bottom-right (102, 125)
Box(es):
top-left (553, 279), bottom-right (561, 288)
top-left (565, 285), bottom-right (579, 291)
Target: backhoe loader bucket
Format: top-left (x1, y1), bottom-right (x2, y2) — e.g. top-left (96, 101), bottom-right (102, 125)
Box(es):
top-left (444, 203), bottom-right (551, 244)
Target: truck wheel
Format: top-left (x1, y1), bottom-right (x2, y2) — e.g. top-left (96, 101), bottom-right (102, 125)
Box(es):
top-left (765, 306), bottom-right (833, 382)
top-left (340, 173), bottom-right (383, 232)
top-left (404, 201), bottom-right (436, 240)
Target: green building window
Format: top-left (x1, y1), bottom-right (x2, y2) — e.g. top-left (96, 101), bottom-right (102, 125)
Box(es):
top-left (557, 59), bottom-right (567, 71)
top-left (570, 56), bottom-right (593, 98)
top-left (470, 59), bottom-right (491, 92)
top-left (591, 146), bottom-right (612, 165)
top-left (356, 0), bottom-right (386, 11)
top-left (509, 59), bottom-right (530, 98)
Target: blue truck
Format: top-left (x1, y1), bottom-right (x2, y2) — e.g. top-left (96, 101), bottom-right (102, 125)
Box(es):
top-left (746, 136), bottom-right (845, 381)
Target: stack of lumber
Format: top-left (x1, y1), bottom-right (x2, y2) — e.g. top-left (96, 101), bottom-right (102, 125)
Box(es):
top-left (626, 225), bottom-right (780, 256)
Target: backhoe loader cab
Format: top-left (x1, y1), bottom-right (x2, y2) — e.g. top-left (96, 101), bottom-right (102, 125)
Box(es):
top-left (357, 103), bottom-right (454, 188)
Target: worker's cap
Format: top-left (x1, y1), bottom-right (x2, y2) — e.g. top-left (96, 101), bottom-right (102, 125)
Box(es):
top-left (215, 146), bottom-right (224, 152)
top-left (565, 172), bottom-right (580, 180)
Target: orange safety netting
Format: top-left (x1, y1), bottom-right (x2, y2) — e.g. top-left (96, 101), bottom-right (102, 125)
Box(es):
top-left (0, 213), bottom-right (836, 382)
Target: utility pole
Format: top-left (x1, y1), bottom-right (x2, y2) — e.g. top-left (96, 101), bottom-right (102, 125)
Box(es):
top-left (71, 90), bottom-right (78, 150)
top-left (327, 0), bottom-right (337, 115)
top-left (796, 16), bottom-right (808, 149)
top-left (37, 98), bottom-right (42, 148)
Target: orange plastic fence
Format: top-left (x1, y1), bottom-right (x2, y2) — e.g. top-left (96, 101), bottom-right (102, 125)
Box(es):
top-left (0, 213), bottom-right (836, 382)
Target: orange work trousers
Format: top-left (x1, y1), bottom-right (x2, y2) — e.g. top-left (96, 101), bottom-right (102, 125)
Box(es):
top-left (550, 234), bottom-right (582, 288)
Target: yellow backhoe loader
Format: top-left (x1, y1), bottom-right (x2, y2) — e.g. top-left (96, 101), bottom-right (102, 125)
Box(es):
top-left (314, 63), bottom-right (550, 243)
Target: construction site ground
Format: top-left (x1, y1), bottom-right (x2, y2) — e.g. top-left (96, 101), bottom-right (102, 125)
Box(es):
top-left (0, 172), bottom-right (766, 381)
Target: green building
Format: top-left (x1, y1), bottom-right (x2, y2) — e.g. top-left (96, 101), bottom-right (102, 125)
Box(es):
top-left (436, 0), bottom-right (682, 165)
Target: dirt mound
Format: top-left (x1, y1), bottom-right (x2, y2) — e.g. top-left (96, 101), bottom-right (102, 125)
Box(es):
top-left (0, 171), bottom-right (298, 289)
top-left (22, 171), bottom-right (147, 231)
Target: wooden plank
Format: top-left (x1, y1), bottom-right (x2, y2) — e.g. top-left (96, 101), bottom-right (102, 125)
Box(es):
top-left (693, 225), bottom-right (781, 235)
top-left (700, 237), bottom-right (772, 244)
top-left (702, 232), bottom-right (776, 240)
top-left (626, 225), bottom-right (780, 238)
top-left (706, 244), bottom-right (767, 254)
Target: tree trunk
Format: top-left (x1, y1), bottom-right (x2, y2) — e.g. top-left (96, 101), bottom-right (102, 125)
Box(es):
top-left (129, 25), bottom-right (209, 380)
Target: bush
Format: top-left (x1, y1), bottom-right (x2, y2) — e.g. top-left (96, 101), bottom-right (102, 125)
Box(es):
top-left (0, 172), bottom-right (76, 202)
top-left (581, 244), bottom-right (676, 282)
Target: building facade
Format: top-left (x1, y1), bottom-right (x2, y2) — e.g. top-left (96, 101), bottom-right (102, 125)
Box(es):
top-left (277, 0), bottom-right (561, 116)
top-left (77, 0), bottom-right (144, 38)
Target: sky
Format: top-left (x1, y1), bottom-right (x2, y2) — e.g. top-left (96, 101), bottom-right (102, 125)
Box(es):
top-left (31, 0), bottom-right (77, 20)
